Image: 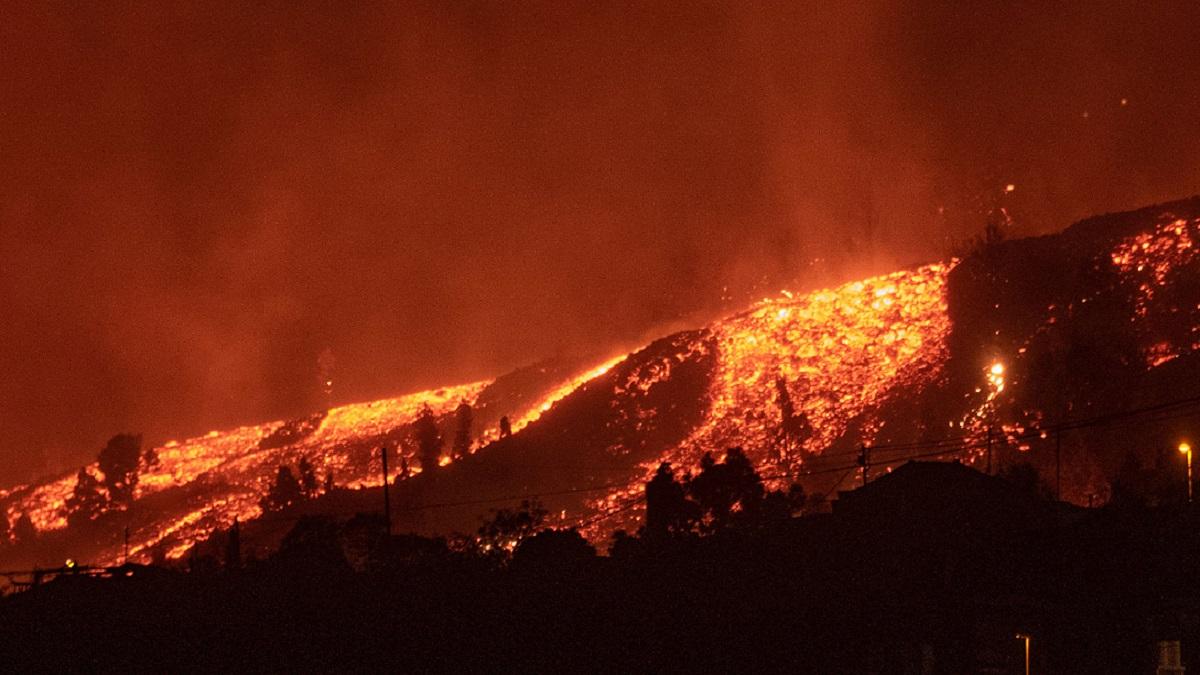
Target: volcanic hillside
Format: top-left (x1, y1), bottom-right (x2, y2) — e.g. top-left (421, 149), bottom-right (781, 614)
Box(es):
top-left (4, 196), bottom-right (1200, 567)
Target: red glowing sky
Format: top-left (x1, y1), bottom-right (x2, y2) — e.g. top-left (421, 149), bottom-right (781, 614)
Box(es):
top-left (2, 2), bottom-right (1199, 481)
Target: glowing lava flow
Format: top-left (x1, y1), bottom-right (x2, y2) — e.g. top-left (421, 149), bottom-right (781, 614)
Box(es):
top-left (586, 262), bottom-right (957, 529)
top-left (677, 262), bottom-right (955, 462)
top-left (0, 357), bottom-right (623, 565)
top-left (7, 212), bottom-right (1200, 562)
top-left (476, 355), bottom-right (627, 447)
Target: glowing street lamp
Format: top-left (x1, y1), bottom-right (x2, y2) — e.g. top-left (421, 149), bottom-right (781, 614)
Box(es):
top-left (1015, 633), bottom-right (1031, 675)
top-left (1180, 442), bottom-right (1193, 503)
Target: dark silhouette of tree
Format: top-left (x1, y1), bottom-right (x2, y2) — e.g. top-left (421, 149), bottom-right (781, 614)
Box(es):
top-left (774, 376), bottom-right (812, 463)
top-left (476, 499), bottom-right (547, 555)
top-left (142, 445), bottom-right (160, 470)
top-left (65, 468), bottom-right (107, 527)
top-left (608, 529), bottom-right (644, 559)
top-left (414, 405), bottom-right (444, 472)
top-left (323, 470), bottom-right (335, 493)
top-left (340, 513), bottom-right (389, 572)
top-left (983, 206), bottom-right (1009, 248)
top-left (1111, 446), bottom-right (1183, 508)
top-left (275, 515), bottom-right (349, 572)
top-left (99, 433), bottom-right (142, 506)
top-left (640, 453), bottom-right (801, 543)
top-left (225, 517), bottom-right (241, 570)
top-left (513, 528), bottom-right (596, 571)
top-left (260, 466), bottom-right (303, 512)
top-left (687, 447), bottom-right (765, 533)
top-left (13, 513), bottom-right (36, 544)
top-left (452, 401), bottom-right (473, 459)
top-left (760, 482), bottom-right (807, 524)
top-left (1111, 451), bottom-right (1150, 508)
top-left (188, 549), bottom-right (220, 575)
top-left (644, 462), bottom-right (696, 541)
top-left (498, 415), bottom-right (512, 439)
top-left (297, 457), bottom-right (319, 497)
top-left (999, 462), bottom-right (1052, 502)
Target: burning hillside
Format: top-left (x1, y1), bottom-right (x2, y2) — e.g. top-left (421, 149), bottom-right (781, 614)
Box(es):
top-left (3, 197), bottom-right (1200, 567)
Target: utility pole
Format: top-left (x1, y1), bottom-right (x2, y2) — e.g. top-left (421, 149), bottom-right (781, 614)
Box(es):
top-left (1055, 427), bottom-right (1062, 501)
top-left (380, 446), bottom-right (392, 536)
top-left (858, 444), bottom-right (870, 487)
top-left (1180, 442), bottom-right (1193, 504)
top-left (986, 426), bottom-right (993, 475)
top-left (123, 526), bottom-right (129, 565)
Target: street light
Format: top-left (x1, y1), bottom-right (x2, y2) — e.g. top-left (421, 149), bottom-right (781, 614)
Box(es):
top-left (1015, 633), bottom-right (1031, 675)
top-left (1180, 442), bottom-right (1193, 504)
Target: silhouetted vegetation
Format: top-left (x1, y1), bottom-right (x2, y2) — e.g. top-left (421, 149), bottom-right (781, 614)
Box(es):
top-left (297, 457), bottom-right (319, 498)
top-left (98, 433), bottom-right (141, 506)
top-left (414, 404), bottom-right (443, 472)
top-left (773, 375), bottom-right (812, 463)
top-left (998, 461), bottom-right (1053, 502)
top-left (643, 447), bottom-right (805, 540)
top-left (644, 462), bottom-right (695, 541)
top-left (12, 514), bottom-right (35, 544)
top-left (4, 458), bottom-right (1200, 673)
top-left (260, 466), bottom-right (303, 512)
top-left (142, 444), bottom-right (159, 470)
top-left (452, 401), bottom-right (473, 459)
top-left (511, 527), bottom-right (594, 572)
top-left (475, 499), bottom-right (547, 557)
top-left (64, 468), bottom-right (107, 527)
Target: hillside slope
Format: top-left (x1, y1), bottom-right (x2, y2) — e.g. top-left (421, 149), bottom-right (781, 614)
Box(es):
top-left (3, 196), bottom-right (1200, 566)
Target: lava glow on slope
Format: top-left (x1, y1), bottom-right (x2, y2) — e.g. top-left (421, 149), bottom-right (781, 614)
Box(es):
top-left (0, 362), bottom-right (619, 564)
top-left (587, 262), bottom-right (957, 528)
top-left (6, 213), bottom-right (1200, 562)
top-left (1111, 217), bottom-right (1200, 366)
top-left (688, 262), bottom-right (955, 462)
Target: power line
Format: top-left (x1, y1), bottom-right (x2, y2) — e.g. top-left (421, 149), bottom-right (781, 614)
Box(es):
top-left (66, 388), bottom-right (1200, 564)
top-left (857, 391), bottom-right (1200, 455)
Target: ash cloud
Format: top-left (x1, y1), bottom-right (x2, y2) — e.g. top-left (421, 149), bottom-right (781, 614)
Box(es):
top-left (2, 2), bottom-right (1199, 481)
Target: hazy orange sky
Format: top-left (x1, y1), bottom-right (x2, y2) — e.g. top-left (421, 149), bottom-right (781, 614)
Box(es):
top-left (2, 1), bottom-right (1199, 481)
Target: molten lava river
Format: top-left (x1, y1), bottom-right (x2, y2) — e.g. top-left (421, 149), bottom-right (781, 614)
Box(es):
top-left (4, 214), bottom-right (1197, 564)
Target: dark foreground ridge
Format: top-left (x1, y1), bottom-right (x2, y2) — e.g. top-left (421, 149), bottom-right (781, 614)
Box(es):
top-left (2, 459), bottom-right (1197, 673)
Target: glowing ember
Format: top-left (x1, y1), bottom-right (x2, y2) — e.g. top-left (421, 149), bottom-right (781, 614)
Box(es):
top-left (1110, 217), bottom-right (1199, 366)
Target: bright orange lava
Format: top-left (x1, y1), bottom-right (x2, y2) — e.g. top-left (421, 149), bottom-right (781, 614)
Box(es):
top-left (0, 360), bottom-right (620, 565)
top-left (587, 262), bottom-right (957, 532)
top-left (5, 215), bottom-right (1200, 561)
